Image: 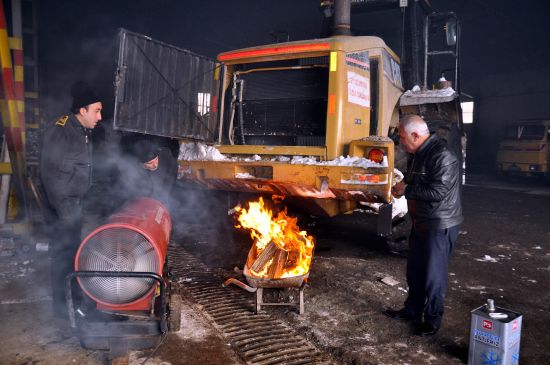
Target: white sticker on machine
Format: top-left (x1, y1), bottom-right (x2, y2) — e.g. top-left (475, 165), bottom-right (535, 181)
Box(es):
top-left (347, 71), bottom-right (370, 108)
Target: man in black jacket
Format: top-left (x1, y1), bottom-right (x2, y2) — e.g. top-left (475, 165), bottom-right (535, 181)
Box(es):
top-left (40, 82), bottom-right (102, 317)
top-left (384, 114), bottom-right (463, 336)
top-left (132, 139), bottom-right (178, 209)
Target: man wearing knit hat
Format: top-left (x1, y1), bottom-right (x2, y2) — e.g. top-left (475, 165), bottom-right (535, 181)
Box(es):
top-left (131, 139), bottom-right (177, 208)
top-left (40, 81), bottom-right (102, 318)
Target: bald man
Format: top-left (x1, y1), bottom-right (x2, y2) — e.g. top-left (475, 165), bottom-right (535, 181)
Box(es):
top-left (385, 114), bottom-right (463, 336)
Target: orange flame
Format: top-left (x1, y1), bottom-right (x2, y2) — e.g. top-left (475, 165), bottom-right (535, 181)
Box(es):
top-left (236, 197), bottom-right (314, 278)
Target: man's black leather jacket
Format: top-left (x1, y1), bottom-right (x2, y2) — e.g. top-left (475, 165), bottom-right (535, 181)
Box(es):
top-left (404, 134), bottom-right (463, 230)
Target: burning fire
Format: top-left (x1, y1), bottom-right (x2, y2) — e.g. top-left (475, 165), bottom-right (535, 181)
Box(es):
top-left (235, 197), bottom-right (314, 278)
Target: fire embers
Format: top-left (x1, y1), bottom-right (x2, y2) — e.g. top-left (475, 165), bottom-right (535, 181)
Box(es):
top-left (235, 197), bottom-right (314, 279)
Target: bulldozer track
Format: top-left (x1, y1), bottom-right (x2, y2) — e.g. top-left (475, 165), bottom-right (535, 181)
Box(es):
top-left (168, 247), bottom-right (335, 365)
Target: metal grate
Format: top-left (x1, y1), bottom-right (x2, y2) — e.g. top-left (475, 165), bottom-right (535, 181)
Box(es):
top-left (168, 247), bottom-right (335, 365)
top-left (77, 227), bottom-right (159, 304)
top-left (230, 58), bottom-right (328, 147)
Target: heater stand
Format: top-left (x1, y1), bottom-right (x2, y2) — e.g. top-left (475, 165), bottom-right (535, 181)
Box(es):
top-left (65, 271), bottom-right (169, 351)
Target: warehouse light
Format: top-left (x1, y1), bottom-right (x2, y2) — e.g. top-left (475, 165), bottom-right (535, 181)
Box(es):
top-left (461, 101), bottom-right (474, 124)
top-left (198, 92), bottom-right (210, 115)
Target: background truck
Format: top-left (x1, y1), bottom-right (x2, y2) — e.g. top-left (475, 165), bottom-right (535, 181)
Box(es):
top-left (113, 0), bottom-right (464, 249)
top-left (496, 119), bottom-right (550, 177)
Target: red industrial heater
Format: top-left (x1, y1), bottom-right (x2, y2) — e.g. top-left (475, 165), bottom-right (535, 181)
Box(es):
top-left (65, 198), bottom-right (181, 351)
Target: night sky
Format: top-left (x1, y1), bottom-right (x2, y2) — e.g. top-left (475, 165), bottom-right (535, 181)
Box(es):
top-left (37, 0), bottom-right (550, 121)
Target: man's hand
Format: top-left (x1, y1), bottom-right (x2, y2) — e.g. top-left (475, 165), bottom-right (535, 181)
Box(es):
top-left (392, 181), bottom-right (406, 198)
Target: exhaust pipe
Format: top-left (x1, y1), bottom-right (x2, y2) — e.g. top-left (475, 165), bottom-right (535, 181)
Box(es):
top-left (333, 0), bottom-right (352, 36)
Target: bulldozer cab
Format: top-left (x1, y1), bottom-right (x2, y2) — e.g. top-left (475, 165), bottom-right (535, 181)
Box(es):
top-left (114, 29), bottom-right (403, 154)
top-left (114, 29), bottom-right (404, 216)
top-left (214, 36), bottom-right (403, 160)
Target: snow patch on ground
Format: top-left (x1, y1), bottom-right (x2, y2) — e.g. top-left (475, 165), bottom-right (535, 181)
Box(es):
top-left (415, 349), bottom-right (438, 363)
top-left (128, 354), bottom-right (170, 365)
top-left (350, 332), bottom-right (376, 342)
top-left (176, 304), bottom-right (216, 340)
top-left (475, 255), bottom-right (498, 262)
top-left (466, 285), bottom-right (486, 291)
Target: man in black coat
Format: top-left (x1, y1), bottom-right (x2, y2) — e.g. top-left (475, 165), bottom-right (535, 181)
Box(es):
top-left (40, 82), bottom-right (102, 317)
top-left (132, 139), bottom-right (178, 209)
top-left (385, 114), bottom-right (463, 336)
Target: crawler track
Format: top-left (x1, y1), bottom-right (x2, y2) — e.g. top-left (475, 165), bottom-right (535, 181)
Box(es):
top-left (168, 247), bottom-right (334, 365)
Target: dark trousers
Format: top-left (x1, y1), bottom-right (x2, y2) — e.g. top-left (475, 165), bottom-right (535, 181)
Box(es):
top-left (49, 198), bottom-right (83, 315)
top-left (404, 224), bottom-right (460, 327)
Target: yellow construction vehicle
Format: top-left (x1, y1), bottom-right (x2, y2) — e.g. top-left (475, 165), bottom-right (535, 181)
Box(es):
top-left (180, 35), bottom-right (400, 214)
top-left (113, 0), bottom-right (464, 247)
top-left (497, 119), bottom-right (550, 176)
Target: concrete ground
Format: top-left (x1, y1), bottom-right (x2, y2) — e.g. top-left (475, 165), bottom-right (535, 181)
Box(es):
top-left (0, 173), bottom-right (548, 364)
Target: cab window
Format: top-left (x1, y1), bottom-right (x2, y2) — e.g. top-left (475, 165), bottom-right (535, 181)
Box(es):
top-left (505, 125), bottom-right (545, 140)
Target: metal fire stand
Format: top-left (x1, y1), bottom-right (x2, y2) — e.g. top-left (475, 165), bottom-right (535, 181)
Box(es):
top-left (255, 282), bottom-right (306, 315)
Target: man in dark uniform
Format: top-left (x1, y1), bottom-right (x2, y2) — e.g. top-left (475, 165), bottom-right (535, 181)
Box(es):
top-left (384, 114), bottom-right (463, 336)
top-left (132, 139), bottom-right (178, 209)
top-left (40, 81), bottom-right (102, 317)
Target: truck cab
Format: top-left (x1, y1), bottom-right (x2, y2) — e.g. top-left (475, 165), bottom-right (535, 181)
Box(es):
top-left (497, 120), bottom-right (550, 176)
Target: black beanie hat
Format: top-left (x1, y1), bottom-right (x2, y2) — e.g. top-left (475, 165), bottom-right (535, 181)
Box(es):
top-left (133, 139), bottom-right (159, 163)
top-left (71, 81), bottom-right (100, 111)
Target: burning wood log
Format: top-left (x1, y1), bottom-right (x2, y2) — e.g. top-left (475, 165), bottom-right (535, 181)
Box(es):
top-left (267, 248), bottom-right (288, 279)
top-left (238, 197), bottom-right (315, 279)
top-left (250, 241), bottom-right (278, 273)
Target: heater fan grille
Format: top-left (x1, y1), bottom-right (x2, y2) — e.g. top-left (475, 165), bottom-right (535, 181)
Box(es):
top-left (77, 227), bottom-right (160, 304)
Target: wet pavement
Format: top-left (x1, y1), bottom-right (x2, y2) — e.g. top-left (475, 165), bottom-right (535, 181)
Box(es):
top-left (0, 173), bottom-right (549, 364)
top-left (464, 172), bottom-right (550, 196)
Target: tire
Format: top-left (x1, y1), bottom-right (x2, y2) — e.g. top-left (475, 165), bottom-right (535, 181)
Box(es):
top-left (386, 213), bottom-right (411, 255)
top-left (168, 294), bottom-right (182, 332)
